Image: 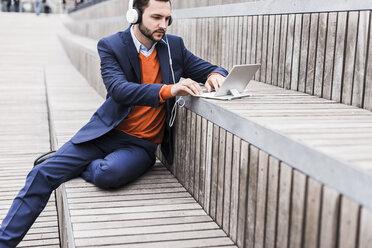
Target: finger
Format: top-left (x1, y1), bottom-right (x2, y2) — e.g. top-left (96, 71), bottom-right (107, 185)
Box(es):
top-left (186, 83), bottom-right (201, 95)
top-left (182, 86), bottom-right (195, 96)
top-left (205, 79), bottom-right (213, 92)
top-left (211, 77), bottom-right (220, 91)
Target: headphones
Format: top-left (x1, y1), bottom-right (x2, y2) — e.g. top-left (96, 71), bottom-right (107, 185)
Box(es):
top-left (126, 0), bottom-right (173, 25)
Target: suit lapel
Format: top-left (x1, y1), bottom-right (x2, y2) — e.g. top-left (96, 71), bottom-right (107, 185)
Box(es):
top-left (156, 41), bottom-right (171, 85)
top-left (120, 28), bottom-right (141, 82)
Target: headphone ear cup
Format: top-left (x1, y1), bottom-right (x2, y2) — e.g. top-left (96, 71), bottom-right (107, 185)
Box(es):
top-left (168, 16), bottom-right (173, 26)
top-left (126, 8), bottom-right (139, 24)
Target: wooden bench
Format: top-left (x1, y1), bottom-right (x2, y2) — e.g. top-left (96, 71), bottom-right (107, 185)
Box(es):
top-left (45, 62), bottom-right (237, 247)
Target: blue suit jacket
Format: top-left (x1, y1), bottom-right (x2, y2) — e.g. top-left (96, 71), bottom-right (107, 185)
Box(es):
top-left (70, 26), bottom-right (228, 164)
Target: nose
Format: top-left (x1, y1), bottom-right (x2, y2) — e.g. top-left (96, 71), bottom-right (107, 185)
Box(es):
top-left (159, 18), bottom-right (168, 29)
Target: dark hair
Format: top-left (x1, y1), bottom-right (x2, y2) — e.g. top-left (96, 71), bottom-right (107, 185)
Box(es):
top-left (134, 0), bottom-right (171, 13)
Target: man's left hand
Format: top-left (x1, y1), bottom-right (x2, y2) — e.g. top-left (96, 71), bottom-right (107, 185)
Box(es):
top-left (205, 74), bottom-right (226, 92)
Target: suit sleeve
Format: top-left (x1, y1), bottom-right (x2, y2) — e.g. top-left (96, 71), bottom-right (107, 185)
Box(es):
top-left (97, 38), bottom-right (163, 107)
top-left (180, 38), bottom-right (228, 83)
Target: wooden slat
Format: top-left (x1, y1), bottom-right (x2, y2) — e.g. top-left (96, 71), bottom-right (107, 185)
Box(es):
top-left (298, 13), bottom-right (311, 92)
top-left (229, 136), bottom-right (241, 242)
top-left (266, 15), bottom-right (275, 85)
top-left (338, 196), bottom-right (360, 248)
top-left (291, 14), bottom-right (302, 90)
top-left (245, 16), bottom-right (253, 64)
top-left (319, 187), bottom-right (340, 248)
top-left (278, 14), bottom-right (288, 88)
top-left (185, 109), bottom-right (191, 191)
top-left (272, 14), bottom-right (281, 86)
top-left (352, 11), bottom-right (370, 107)
top-left (204, 121), bottom-right (214, 214)
top-left (276, 162), bottom-right (293, 248)
top-left (241, 15), bottom-right (249, 65)
top-left (210, 124), bottom-right (220, 219)
top-left (260, 15), bottom-right (269, 83)
top-left (314, 13), bottom-right (327, 97)
top-left (222, 131), bottom-right (233, 234)
top-left (285, 14), bottom-right (296, 89)
top-left (236, 141), bottom-right (249, 247)
top-left (264, 156), bottom-right (280, 248)
top-left (289, 170), bottom-right (306, 248)
top-left (323, 12), bottom-right (338, 100)
top-left (255, 15), bottom-right (263, 80)
top-left (364, 11), bottom-right (372, 110)
top-left (254, 150), bottom-right (269, 248)
top-left (199, 117), bottom-right (208, 208)
top-left (194, 114), bottom-right (202, 202)
top-left (189, 112), bottom-right (196, 195)
top-left (245, 145), bottom-right (259, 248)
top-left (306, 13), bottom-right (319, 95)
top-left (358, 207), bottom-right (372, 248)
top-left (250, 15), bottom-right (258, 66)
top-left (342, 11), bottom-right (359, 105)
top-left (332, 12), bottom-right (348, 102)
top-left (216, 128), bottom-right (226, 227)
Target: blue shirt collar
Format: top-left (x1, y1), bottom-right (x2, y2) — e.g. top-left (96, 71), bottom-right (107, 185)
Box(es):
top-left (130, 25), bottom-right (157, 57)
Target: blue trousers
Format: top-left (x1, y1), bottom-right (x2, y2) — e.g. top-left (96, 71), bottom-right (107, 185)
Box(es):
top-left (0, 130), bottom-right (157, 247)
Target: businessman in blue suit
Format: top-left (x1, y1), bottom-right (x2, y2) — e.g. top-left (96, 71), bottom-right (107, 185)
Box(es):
top-left (0, 0), bottom-right (227, 246)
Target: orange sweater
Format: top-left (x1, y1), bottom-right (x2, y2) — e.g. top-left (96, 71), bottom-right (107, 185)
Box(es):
top-left (115, 49), bottom-right (173, 144)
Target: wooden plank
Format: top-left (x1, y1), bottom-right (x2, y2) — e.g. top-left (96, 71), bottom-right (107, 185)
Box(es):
top-left (289, 170), bottom-right (306, 248)
top-left (204, 121), bottom-right (214, 214)
top-left (364, 10), bottom-right (372, 111)
top-left (285, 14), bottom-right (296, 89)
top-left (358, 207), bottom-right (372, 248)
top-left (342, 11), bottom-right (359, 105)
top-left (276, 162), bottom-right (293, 248)
top-left (255, 15), bottom-right (263, 80)
top-left (189, 112), bottom-right (196, 196)
top-left (222, 131), bottom-right (233, 234)
top-left (185, 109), bottom-right (191, 192)
top-left (291, 14), bottom-right (303, 90)
top-left (178, 106), bottom-right (187, 185)
top-left (306, 13), bottom-right (320, 95)
top-left (278, 14), bottom-right (288, 88)
top-left (194, 114), bottom-right (202, 202)
top-left (272, 15), bottom-right (282, 86)
top-left (236, 16), bottom-right (244, 65)
top-left (229, 136), bottom-right (241, 242)
top-left (245, 145), bottom-right (259, 248)
top-left (298, 13), bottom-right (311, 92)
top-left (264, 156), bottom-right (280, 248)
top-left (352, 11), bottom-right (370, 107)
top-left (216, 128), bottom-right (226, 227)
top-left (210, 124), bottom-right (220, 220)
top-left (250, 15), bottom-right (258, 65)
top-left (244, 16), bottom-right (257, 64)
top-left (266, 15), bottom-right (276, 85)
top-left (323, 12), bottom-right (338, 100)
top-left (260, 15), bottom-right (269, 82)
top-left (254, 150), bottom-right (269, 248)
top-left (314, 13), bottom-right (327, 97)
top-left (332, 12), bottom-right (348, 102)
top-left (338, 196), bottom-right (360, 248)
top-left (239, 16), bottom-right (252, 64)
top-left (236, 141), bottom-right (249, 247)
top-left (319, 186), bottom-right (340, 248)
top-left (199, 117), bottom-right (208, 208)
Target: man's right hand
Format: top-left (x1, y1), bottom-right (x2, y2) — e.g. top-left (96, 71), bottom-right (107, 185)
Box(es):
top-left (171, 78), bottom-right (203, 96)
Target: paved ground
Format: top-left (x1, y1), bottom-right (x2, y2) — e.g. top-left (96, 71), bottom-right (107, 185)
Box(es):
top-left (0, 12), bottom-right (72, 247)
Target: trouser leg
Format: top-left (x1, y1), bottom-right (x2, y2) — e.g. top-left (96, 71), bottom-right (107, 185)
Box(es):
top-left (81, 145), bottom-right (156, 189)
top-left (0, 140), bottom-right (104, 248)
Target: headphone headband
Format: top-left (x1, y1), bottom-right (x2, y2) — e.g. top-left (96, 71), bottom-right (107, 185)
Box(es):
top-left (126, 0), bottom-right (172, 25)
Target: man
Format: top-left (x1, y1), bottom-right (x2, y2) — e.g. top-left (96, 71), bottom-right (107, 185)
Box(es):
top-left (0, 0), bottom-right (227, 246)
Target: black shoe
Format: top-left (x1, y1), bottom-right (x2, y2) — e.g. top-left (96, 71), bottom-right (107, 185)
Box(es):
top-left (34, 151), bottom-right (56, 167)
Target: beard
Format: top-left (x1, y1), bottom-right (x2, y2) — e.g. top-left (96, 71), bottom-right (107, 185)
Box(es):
top-left (138, 22), bottom-right (165, 42)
